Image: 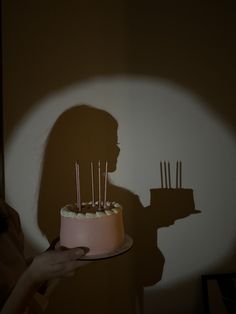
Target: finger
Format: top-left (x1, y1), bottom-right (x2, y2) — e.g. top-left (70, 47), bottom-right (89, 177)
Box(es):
top-left (77, 247), bottom-right (90, 255)
top-left (59, 246), bottom-right (89, 258)
top-left (53, 247), bottom-right (87, 262)
top-left (57, 246), bottom-right (89, 253)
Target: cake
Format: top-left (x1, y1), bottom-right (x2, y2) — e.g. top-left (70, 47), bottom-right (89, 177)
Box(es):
top-left (60, 201), bottom-right (125, 256)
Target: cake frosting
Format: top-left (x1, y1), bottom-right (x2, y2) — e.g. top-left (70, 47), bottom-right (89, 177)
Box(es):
top-left (60, 201), bottom-right (125, 256)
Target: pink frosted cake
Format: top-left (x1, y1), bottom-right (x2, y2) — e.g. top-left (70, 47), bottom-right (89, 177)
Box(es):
top-left (60, 202), bottom-right (125, 256)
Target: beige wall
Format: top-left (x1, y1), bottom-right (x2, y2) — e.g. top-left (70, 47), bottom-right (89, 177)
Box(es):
top-left (2, 1), bottom-right (236, 313)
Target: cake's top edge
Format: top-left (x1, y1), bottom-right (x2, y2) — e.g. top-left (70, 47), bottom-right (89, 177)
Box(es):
top-left (60, 201), bottom-right (122, 219)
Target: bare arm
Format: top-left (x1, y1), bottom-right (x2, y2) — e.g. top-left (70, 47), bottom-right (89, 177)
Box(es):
top-left (1, 247), bottom-right (87, 314)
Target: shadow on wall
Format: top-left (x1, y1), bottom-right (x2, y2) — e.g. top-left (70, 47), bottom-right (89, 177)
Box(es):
top-left (37, 105), bottom-right (200, 314)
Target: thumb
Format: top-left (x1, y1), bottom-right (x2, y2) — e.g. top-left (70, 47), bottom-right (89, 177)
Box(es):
top-left (74, 247), bottom-right (89, 259)
top-left (61, 247), bottom-right (90, 260)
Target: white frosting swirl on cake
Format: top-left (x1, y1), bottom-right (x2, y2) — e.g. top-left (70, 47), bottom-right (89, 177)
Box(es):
top-left (60, 201), bottom-right (122, 219)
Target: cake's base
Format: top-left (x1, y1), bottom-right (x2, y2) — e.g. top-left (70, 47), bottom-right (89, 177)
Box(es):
top-left (60, 204), bottom-right (125, 256)
top-left (77, 234), bottom-right (133, 260)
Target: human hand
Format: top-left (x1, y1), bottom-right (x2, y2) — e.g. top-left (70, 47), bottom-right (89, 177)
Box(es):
top-left (26, 246), bottom-right (89, 285)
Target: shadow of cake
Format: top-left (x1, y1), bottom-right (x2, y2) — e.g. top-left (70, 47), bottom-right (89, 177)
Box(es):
top-left (149, 188), bottom-right (200, 227)
top-left (150, 188), bottom-right (197, 211)
top-left (149, 161), bottom-right (200, 227)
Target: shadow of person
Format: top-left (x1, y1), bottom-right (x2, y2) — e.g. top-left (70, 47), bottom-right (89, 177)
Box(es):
top-left (38, 105), bottom-right (140, 314)
top-left (37, 105), bottom-right (200, 314)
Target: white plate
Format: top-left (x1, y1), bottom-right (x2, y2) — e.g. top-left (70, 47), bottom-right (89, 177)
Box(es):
top-left (78, 234), bottom-right (133, 260)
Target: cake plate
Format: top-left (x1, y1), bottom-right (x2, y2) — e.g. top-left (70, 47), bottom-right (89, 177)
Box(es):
top-left (78, 234), bottom-right (133, 261)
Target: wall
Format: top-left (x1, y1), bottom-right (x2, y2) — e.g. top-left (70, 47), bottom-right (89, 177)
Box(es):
top-left (2, 1), bottom-right (236, 313)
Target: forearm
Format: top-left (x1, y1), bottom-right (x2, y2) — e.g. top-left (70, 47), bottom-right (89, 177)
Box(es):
top-left (1, 246), bottom-right (87, 314)
top-left (1, 270), bottom-right (40, 314)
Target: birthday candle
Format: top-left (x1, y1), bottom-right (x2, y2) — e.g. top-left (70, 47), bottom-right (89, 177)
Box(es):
top-left (104, 161), bottom-right (108, 208)
top-left (91, 162), bottom-right (95, 206)
top-left (75, 161), bottom-right (81, 210)
top-left (98, 160), bottom-right (101, 209)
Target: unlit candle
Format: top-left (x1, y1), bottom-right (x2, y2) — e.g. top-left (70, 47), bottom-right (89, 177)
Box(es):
top-left (91, 162), bottom-right (95, 206)
top-left (104, 161), bottom-right (108, 208)
top-left (75, 161), bottom-right (81, 210)
top-left (98, 160), bottom-right (101, 209)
